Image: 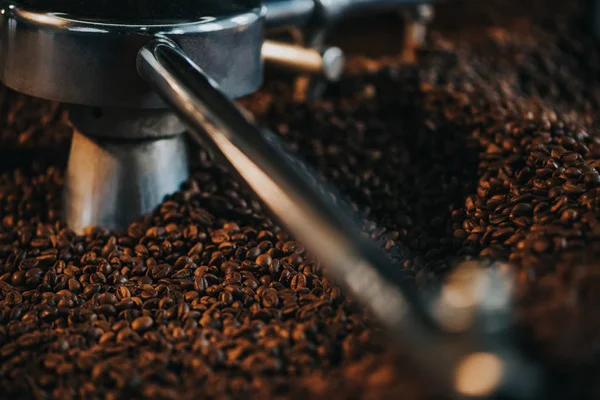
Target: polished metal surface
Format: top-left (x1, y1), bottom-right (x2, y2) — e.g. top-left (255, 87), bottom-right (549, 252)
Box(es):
top-left (137, 38), bottom-right (541, 399)
top-left (335, 0), bottom-right (431, 15)
top-left (262, 40), bottom-right (345, 81)
top-left (14, 0), bottom-right (262, 23)
top-left (321, 47), bottom-right (345, 80)
top-left (264, 0), bottom-right (315, 27)
top-left (0, 1), bottom-right (264, 107)
top-left (322, 0), bottom-right (433, 22)
top-left (69, 106), bottom-right (186, 139)
top-left (65, 109), bottom-right (188, 232)
top-left (264, 0), bottom-right (434, 27)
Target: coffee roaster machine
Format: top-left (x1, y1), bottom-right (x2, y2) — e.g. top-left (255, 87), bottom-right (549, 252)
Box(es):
top-left (0, 1), bottom-right (548, 398)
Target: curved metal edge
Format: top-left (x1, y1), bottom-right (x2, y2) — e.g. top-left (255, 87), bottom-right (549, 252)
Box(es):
top-left (0, 2), bottom-right (265, 107)
top-left (68, 106), bottom-right (187, 139)
top-left (5, 2), bottom-right (265, 34)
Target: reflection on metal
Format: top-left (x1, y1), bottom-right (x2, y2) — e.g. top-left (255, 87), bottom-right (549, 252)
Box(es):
top-left (433, 260), bottom-right (515, 335)
top-left (402, 4), bottom-right (434, 63)
top-left (434, 261), bottom-right (482, 333)
top-left (65, 108), bottom-right (188, 232)
top-left (455, 352), bottom-right (505, 397)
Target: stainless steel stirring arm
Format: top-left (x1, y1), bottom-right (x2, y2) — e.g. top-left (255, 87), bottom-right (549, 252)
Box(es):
top-left (137, 36), bottom-right (541, 400)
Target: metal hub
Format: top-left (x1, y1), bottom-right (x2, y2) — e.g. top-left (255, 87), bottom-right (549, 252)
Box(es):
top-left (0, 0), bottom-right (265, 232)
top-left (0, 0), bottom-right (264, 108)
top-left (65, 108), bottom-right (188, 232)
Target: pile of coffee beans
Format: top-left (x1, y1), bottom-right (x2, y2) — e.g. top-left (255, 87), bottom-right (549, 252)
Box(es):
top-left (1, 0), bottom-right (600, 399)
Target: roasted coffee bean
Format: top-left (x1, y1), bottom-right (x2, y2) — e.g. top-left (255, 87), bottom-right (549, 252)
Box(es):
top-left (510, 203), bottom-right (533, 218)
top-left (151, 264), bottom-right (173, 280)
top-left (194, 276), bottom-right (207, 294)
top-left (131, 316), bottom-right (153, 332)
top-left (115, 299), bottom-right (135, 311)
top-left (584, 172), bottom-right (600, 187)
top-left (282, 242), bottom-right (304, 255)
top-left (261, 289), bottom-right (280, 308)
top-left (218, 291), bottom-right (234, 306)
top-left (96, 292), bottom-right (117, 305)
top-left (256, 254), bottom-right (273, 270)
top-left (291, 274), bottom-right (308, 291)
top-left (116, 286), bottom-right (131, 299)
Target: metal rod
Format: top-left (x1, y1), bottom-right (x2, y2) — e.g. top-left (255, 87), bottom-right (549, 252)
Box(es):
top-left (262, 40), bottom-right (345, 81)
top-left (264, 0), bottom-right (316, 28)
top-left (136, 38), bottom-right (540, 400)
top-left (342, 0), bottom-right (430, 15)
top-left (264, 0), bottom-right (436, 27)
